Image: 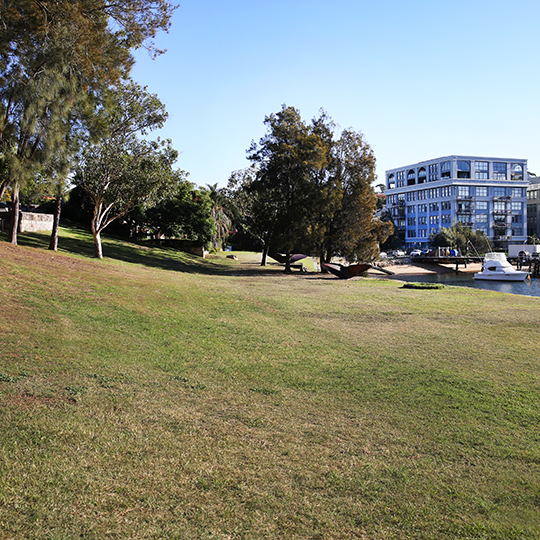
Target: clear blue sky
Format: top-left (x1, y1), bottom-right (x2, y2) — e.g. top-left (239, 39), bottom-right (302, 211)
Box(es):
top-left (131, 0), bottom-right (540, 189)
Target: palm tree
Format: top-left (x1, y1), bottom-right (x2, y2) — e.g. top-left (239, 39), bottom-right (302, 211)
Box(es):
top-left (205, 183), bottom-right (232, 250)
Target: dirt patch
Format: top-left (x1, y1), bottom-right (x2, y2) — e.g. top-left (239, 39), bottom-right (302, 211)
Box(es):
top-left (1, 393), bottom-right (75, 409)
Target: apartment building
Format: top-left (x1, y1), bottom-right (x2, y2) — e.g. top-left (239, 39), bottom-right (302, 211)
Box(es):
top-left (385, 155), bottom-right (528, 249)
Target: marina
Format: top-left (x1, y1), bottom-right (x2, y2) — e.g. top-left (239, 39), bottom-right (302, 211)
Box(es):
top-left (393, 268), bottom-right (540, 297)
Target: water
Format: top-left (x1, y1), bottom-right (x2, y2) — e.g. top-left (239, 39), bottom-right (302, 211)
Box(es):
top-left (397, 271), bottom-right (540, 297)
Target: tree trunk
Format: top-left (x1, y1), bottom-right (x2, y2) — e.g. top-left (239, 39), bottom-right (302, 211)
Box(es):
top-left (7, 182), bottom-right (20, 245)
top-left (284, 250), bottom-right (292, 273)
top-left (92, 229), bottom-right (103, 258)
top-left (261, 242), bottom-right (269, 266)
top-left (48, 196), bottom-right (62, 251)
top-left (0, 180), bottom-right (8, 202)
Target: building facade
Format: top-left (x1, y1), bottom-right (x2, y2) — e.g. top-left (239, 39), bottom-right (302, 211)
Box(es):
top-left (527, 175), bottom-right (540, 238)
top-left (385, 155), bottom-right (528, 250)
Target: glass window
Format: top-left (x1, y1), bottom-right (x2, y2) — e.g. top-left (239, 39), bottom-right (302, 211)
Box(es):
top-left (494, 187), bottom-right (506, 197)
top-left (441, 161), bottom-right (451, 178)
top-left (493, 162), bottom-right (507, 180)
top-left (512, 202), bottom-right (522, 212)
top-left (476, 186), bottom-right (488, 197)
top-left (476, 214), bottom-right (488, 222)
top-left (511, 188), bottom-right (523, 198)
top-left (475, 161), bottom-right (489, 179)
top-left (511, 163), bottom-right (523, 181)
top-left (458, 186), bottom-right (470, 197)
top-left (457, 160), bottom-right (470, 179)
top-left (476, 201), bottom-right (488, 210)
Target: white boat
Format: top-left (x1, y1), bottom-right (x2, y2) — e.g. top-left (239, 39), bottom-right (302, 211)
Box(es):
top-left (474, 252), bottom-right (529, 281)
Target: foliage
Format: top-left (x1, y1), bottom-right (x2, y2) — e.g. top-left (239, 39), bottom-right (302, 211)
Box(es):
top-left (430, 222), bottom-right (491, 255)
top-left (0, 0), bottom-right (177, 244)
top-left (131, 180), bottom-right (214, 244)
top-left (242, 106), bottom-right (393, 265)
top-left (315, 127), bottom-right (393, 263)
top-left (74, 82), bottom-right (177, 258)
top-left (247, 105), bottom-right (327, 267)
top-left (205, 183), bottom-right (232, 250)
top-left (226, 166), bottom-right (271, 252)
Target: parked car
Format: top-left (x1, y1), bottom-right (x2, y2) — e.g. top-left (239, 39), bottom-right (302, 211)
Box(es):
top-left (392, 250), bottom-right (406, 257)
top-left (410, 249), bottom-right (422, 257)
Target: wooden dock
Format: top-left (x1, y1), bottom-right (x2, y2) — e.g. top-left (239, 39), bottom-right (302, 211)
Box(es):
top-left (410, 256), bottom-right (483, 272)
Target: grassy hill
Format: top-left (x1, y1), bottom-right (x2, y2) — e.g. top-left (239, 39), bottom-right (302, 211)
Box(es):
top-left (1, 227), bottom-right (540, 539)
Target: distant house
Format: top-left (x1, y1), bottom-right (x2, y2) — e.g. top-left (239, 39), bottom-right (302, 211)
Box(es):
top-left (385, 155), bottom-right (528, 249)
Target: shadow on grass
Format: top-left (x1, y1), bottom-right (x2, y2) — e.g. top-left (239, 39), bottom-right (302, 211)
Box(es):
top-left (11, 225), bottom-right (286, 278)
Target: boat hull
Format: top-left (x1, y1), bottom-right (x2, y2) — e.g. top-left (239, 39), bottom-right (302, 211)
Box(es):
top-left (474, 272), bottom-right (528, 281)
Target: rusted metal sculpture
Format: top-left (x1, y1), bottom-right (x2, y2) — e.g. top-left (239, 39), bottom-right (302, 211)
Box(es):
top-left (322, 262), bottom-right (372, 279)
top-left (268, 253), bottom-right (308, 264)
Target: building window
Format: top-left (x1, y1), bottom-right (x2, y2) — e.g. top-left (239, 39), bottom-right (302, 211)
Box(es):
top-left (476, 214), bottom-right (488, 223)
top-left (476, 186), bottom-right (488, 197)
top-left (493, 162), bottom-right (507, 180)
top-left (441, 186), bottom-right (452, 197)
top-left (408, 217), bottom-right (416, 226)
top-left (475, 161), bottom-right (489, 179)
top-left (511, 188), bottom-right (523, 198)
top-left (441, 201), bottom-right (451, 210)
top-left (457, 160), bottom-right (471, 178)
top-left (476, 201), bottom-right (488, 210)
top-left (494, 201), bottom-right (507, 212)
top-left (457, 186), bottom-right (470, 197)
top-left (407, 169), bottom-right (416, 185)
top-left (441, 161), bottom-right (451, 178)
top-left (511, 164), bottom-right (523, 181)
top-left (418, 167), bottom-right (427, 184)
top-left (512, 228), bottom-right (523, 236)
top-left (494, 187), bottom-right (506, 197)
top-left (512, 215), bottom-right (522, 223)
top-left (512, 202), bottom-right (522, 212)
top-left (407, 205), bottom-right (416, 214)
top-left (418, 204), bottom-right (427, 213)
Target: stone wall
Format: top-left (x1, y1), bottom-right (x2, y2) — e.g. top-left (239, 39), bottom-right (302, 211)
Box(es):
top-left (19, 212), bottom-right (54, 233)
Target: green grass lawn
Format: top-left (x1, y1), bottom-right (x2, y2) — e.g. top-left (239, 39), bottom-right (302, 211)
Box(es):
top-left (1, 227), bottom-right (540, 539)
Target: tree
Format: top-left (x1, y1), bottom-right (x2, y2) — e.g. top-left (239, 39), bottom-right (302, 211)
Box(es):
top-left (226, 167), bottom-right (274, 257)
top-left (317, 128), bottom-right (393, 263)
top-left (205, 183), bottom-right (232, 250)
top-left (74, 83), bottom-right (177, 258)
top-left (247, 105), bottom-right (327, 270)
top-left (128, 179), bottom-right (214, 244)
top-left (0, 0), bottom-right (177, 245)
top-left (430, 222), bottom-right (490, 255)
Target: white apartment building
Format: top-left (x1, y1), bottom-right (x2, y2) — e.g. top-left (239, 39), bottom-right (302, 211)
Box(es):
top-left (385, 155), bottom-right (528, 250)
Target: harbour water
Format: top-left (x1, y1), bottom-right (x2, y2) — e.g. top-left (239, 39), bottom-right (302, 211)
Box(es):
top-left (399, 272), bottom-right (540, 298)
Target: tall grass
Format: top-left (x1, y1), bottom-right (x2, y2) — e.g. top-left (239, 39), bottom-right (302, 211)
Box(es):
top-left (1, 227), bottom-right (540, 539)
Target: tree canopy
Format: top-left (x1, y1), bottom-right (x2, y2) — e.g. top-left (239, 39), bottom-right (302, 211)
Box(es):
top-left (0, 0), bottom-right (177, 244)
top-left (242, 105), bottom-right (392, 267)
top-left (74, 82), bottom-right (178, 258)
